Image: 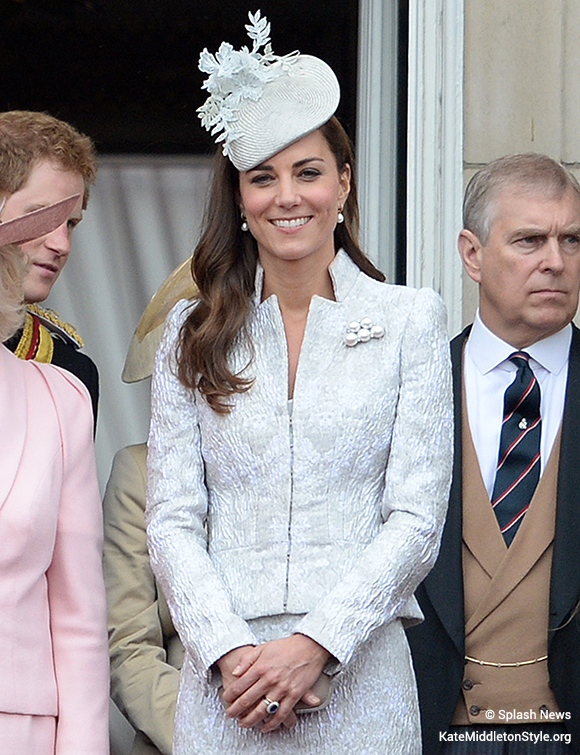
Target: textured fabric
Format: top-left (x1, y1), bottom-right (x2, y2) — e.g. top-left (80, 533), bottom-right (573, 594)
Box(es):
top-left (175, 615), bottom-right (419, 755)
top-left (146, 250), bottom-right (453, 753)
top-left (491, 353), bottom-right (541, 544)
top-left (104, 443), bottom-right (182, 755)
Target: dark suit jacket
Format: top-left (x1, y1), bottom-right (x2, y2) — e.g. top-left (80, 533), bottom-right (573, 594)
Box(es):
top-left (407, 324), bottom-right (580, 755)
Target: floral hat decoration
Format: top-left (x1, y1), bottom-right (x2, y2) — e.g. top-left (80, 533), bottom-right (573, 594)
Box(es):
top-left (198, 10), bottom-right (340, 171)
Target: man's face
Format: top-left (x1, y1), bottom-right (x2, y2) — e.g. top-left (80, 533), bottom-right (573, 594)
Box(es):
top-left (459, 186), bottom-right (580, 348)
top-left (0, 159), bottom-right (85, 304)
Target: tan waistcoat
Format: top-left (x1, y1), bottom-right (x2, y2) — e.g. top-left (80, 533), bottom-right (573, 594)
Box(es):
top-left (452, 401), bottom-right (561, 726)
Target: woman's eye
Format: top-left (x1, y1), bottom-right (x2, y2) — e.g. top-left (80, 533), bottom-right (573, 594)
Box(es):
top-left (300, 168), bottom-right (321, 179)
top-left (251, 174), bottom-right (273, 185)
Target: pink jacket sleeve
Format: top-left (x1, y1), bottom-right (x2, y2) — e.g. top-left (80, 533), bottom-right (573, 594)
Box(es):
top-left (42, 366), bottom-right (109, 754)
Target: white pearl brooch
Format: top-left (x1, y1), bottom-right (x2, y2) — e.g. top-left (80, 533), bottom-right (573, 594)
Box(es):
top-left (345, 317), bottom-right (385, 347)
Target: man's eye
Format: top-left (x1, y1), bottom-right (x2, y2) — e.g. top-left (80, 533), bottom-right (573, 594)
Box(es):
top-left (563, 235), bottom-right (580, 246)
top-left (516, 235), bottom-right (543, 247)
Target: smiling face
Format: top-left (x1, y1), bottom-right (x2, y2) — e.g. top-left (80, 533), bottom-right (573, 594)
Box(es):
top-left (459, 185), bottom-right (580, 348)
top-left (0, 159), bottom-right (85, 304)
top-left (238, 129), bottom-right (350, 272)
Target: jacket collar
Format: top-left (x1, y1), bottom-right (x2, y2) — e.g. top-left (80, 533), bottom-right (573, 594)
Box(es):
top-left (252, 249), bottom-right (361, 308)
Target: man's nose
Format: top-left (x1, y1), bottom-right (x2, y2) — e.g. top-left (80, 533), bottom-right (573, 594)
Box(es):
top-left (45, 222), bottom-right (71, 256)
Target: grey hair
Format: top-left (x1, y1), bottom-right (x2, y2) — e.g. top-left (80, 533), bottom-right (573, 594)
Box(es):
top-left (464, 153), bottom-right (580, 244)
top-left (0, 244), bottom-right (25, 341)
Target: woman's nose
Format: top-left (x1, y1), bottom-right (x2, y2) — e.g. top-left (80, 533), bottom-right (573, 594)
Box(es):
top-left (275, 177), bottom-right (300, 208)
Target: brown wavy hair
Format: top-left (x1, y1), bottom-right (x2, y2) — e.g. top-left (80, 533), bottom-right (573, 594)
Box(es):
top-left (178, 116), bottom-right (385, 414)
top-left (0, 111), bottom-right (96, 209)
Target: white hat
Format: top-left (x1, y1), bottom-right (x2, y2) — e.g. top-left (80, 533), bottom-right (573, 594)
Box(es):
top-left (198, 10), bottom-right (340, 171)
top-left (122, 257), bottom-right (197, 383)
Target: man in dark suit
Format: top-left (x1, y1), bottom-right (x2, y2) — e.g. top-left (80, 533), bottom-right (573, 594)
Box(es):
top-left (408, 154), bottom-right (580, 754)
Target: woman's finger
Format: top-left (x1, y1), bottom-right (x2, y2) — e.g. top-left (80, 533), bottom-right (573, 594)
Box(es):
top-left (225, 635), bottom-right (329, 723)
top-left (231, 645), bottom-right (261, 677)
top-left (225, 676), bottom-right (270, 719)
top-left (260, 694), bottom-right (298, 733)
top-left (281, 710), bottom-right (297, 729)
top-left (237, 690), bottom-right (292, 730)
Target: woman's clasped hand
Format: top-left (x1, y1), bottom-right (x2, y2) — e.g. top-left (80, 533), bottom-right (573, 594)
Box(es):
top-left (219, 635), bottom-right (330, 731)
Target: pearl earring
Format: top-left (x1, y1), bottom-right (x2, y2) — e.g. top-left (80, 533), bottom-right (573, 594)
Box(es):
top-left (241, 213), bottom-right (249, 232)
top-left (337, 210), bottom-right (345, 224)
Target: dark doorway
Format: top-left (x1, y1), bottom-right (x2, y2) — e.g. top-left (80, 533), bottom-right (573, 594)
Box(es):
top-left (0, 0), bottom-right (359, 154)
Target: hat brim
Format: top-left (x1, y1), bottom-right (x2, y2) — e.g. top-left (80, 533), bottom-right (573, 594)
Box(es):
top-left (122, 257), bottom-right (198, 383)
top-left (227, 55), bottom-right (340, 172)
top-left (0, 194), bottom-right (81, 246)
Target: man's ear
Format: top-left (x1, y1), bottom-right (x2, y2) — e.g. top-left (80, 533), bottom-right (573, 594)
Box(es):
top-left (458, 229), bottom-right (484, 284)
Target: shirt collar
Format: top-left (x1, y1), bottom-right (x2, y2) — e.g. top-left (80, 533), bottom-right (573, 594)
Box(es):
top-left (466, 311), bottom-right (571, 376)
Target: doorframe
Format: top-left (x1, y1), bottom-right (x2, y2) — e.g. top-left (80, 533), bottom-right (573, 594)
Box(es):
top-left (357, 0), bottom-right (464, 335)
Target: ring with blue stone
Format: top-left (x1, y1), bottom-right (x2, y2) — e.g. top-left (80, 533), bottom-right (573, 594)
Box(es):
top-left (264, 697), bottom-right (280, 715)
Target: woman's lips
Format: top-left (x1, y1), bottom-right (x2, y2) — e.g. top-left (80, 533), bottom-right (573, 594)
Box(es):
top-left (270, 217), bottom-right (311, 229)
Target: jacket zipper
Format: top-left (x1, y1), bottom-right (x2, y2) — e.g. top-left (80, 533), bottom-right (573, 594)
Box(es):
top-left (283, 407), bottom-right (294, 611)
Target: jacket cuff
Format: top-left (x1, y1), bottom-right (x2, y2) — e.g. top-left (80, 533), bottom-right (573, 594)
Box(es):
top-left (196, 619), bottom-right (258, 684)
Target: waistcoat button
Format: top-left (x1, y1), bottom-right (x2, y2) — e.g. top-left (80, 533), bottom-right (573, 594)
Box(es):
top-left (469, 705), bottom-right (480, 716)
top-left (463, 678), bottom-right (474, 690)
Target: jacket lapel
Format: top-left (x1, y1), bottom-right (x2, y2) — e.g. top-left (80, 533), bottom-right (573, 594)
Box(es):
top-left (461, 413), bottom-right (506, 581)
top-left (549, 324), bottom-right (580, 636)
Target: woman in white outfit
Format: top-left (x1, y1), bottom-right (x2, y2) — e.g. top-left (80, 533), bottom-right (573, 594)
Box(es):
top-left (146, 12), bottom-right (453, 754)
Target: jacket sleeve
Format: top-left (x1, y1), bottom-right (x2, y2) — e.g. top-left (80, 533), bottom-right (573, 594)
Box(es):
top-left (104, 444), bottom-right (179, 755)
top-left (295, 287), bottom-right (454, 669)
top-left (43, 367), bottom-right (109, 755)
top-left (146, 303), bottom-right (257, 682)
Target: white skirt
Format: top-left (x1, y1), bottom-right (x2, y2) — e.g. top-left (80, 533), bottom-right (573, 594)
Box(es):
top-left (174, 615), bottom-right (421, 755)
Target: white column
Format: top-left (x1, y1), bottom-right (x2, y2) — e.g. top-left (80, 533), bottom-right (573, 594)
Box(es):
top-left (406, 0), bottom-right (464, 336)
top-left (356, 0), bottom-right (399, 281)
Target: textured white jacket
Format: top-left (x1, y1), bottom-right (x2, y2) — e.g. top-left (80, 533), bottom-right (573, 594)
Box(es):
top-left (146, 250), bottom-right (453, 683)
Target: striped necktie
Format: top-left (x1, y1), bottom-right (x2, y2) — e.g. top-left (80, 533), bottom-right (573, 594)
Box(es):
top-left (491, 352), bottom-right (542, 545)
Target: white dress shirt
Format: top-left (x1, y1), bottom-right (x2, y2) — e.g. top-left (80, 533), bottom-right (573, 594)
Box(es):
top-left (464, 312), bottom-right (571, 497)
